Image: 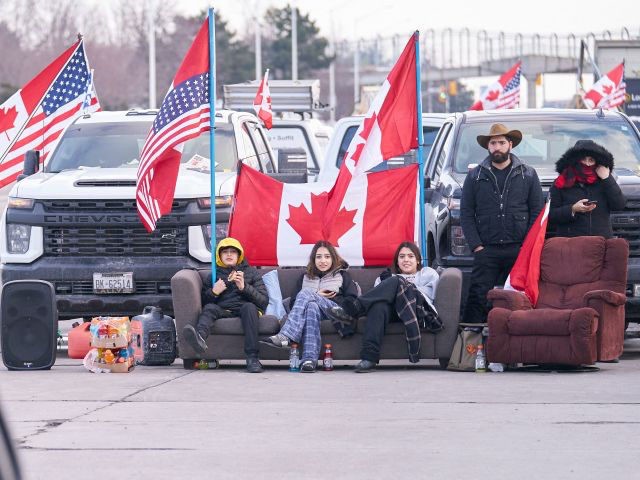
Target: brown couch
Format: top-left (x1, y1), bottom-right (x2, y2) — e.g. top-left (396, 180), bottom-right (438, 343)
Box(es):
top-left (487, 236), bottom-right (628, 365)
top-left (171, 267), bottom-right (463, 368)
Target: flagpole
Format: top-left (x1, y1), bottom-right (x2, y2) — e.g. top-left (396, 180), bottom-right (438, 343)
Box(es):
top-left (208, 8), bottom-right (217, 282)
top-left (414, 30), bottom-right (427, 267)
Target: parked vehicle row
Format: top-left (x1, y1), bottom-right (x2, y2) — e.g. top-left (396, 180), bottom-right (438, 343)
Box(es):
top-left (4, 106), bottom-right (640, 325)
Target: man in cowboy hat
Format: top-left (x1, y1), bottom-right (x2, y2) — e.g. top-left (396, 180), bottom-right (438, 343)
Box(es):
top-left (460, 123), bottom-right (543, 324)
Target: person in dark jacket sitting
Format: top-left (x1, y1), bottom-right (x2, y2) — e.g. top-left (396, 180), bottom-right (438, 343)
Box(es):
top-left (549, 139), bottom-right (626, 238)
top-left (182, 237), bottom-right (268, 373)
top-left (460, 123), bottom-right (544, 324)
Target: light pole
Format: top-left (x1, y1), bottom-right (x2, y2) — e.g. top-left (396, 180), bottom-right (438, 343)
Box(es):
top-left (291, 4), bottom-right (298, 80)
top-left (147, 0), bottom-right (156, 109)
top-left (255, 18), bottom-right (262, 80)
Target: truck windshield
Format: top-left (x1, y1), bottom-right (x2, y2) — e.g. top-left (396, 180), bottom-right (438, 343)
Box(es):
top-left (337, 125), bottom-right (441, 171)
top-left (453, 120), bottom-right (640, 177)
top-left (47, 122), bottom-right (236, 172)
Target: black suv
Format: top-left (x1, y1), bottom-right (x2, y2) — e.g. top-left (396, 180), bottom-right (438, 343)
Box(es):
top-left (424, 108), bottom-right (640, 323)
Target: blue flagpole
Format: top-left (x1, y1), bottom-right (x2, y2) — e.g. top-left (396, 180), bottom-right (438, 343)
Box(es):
top-left (414, 31), bottom-right (427, 267)
top-left (208, 9), bottom-right (217, 282)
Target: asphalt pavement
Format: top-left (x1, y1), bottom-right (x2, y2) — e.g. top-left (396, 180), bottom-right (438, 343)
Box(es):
top-left (1, 331), bottom-right (640, 480)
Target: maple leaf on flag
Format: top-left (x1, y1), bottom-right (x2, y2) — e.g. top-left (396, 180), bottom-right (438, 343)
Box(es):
top-left (0, 105), bottom-right (19, 139)
top-left (287, 192), bottom-right (356, 246)
top-left (485, 89), bottom-right (500, 102)
top-left (601, 84), bottom-right (613, 95)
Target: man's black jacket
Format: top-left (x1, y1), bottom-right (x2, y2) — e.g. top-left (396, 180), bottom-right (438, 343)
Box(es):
top-left (461, 154), bottom-right (544, 252)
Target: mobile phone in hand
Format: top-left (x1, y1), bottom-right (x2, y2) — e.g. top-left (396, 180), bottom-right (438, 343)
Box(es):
top-left (584, 200), bottom-right (598, 206)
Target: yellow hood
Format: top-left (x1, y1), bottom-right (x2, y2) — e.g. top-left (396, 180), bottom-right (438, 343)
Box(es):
top-left (216, 237), bottom-right (245, 267)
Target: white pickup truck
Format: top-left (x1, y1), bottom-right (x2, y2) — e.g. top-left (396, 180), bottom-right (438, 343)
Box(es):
top-left (317, 113), bottom-right (448, 183)
top-left (0, 109), bottom-right (294, 319)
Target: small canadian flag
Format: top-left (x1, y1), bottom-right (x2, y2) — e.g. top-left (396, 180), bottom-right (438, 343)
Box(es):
top-left (253, 69), bottom-right (273, 129)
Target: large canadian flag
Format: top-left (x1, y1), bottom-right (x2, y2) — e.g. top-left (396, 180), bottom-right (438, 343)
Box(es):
top-left (322, 33), bottom-right (418, 241)
top-left (583, 62), bottom-right (625, 110)
top-left (504, 198), bottom-right (551, 306)
top-left (228, 164), bottom-right (419, 266)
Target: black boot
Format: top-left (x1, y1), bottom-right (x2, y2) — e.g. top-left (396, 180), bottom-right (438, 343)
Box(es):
top-left (246, 357), bottom-right (264, 373)
top-left (183, 324), bottom-right (208, 354)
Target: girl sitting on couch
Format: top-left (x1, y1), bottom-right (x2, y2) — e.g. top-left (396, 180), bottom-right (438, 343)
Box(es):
top-left (326, 241), bottom-right (441, 373)
top-left (261, 240), bottom-right (359, 372)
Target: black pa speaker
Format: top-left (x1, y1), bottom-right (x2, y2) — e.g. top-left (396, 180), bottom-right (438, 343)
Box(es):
top-left (1, 280), bottom-right (57, 370)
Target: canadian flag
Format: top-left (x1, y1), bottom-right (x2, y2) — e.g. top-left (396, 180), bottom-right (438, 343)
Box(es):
top-left (504, 198), bottom-right (551, 306)
top-left (470, 61), bottom-right (521, 111)
top-left (253, 69), bottom-right (273, 129)
top-left (583, 62), bottom-right (625, 110)
top-left (323, 33), bottom-right (418, 240)
top-left (228, 164), bottom-right (419, 266)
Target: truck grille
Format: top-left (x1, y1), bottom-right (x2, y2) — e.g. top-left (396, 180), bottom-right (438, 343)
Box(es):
top-left (41, 199), bottom-right (189, 212)
top-left (612, 209), bottom-right (640, 257)
top-left (44, 226), bottom-right (188, 256)
top-left (53, 280), bottom-right (171, 295)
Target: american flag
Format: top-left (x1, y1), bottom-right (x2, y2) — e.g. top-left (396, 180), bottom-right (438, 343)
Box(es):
top-left (136, 18), bottom-right (211, 232)
top-left (0, 40), bottom-right (99, 187)
top-left (470, 61), bottom-right (521, 110)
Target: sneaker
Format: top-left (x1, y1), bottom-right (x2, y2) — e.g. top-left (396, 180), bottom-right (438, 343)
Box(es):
top-left (300, 360), bottom-right (316, 373)
top-left (326, 306), bottom-right (357, 325)
top-left (182, 324), bottom-right (208, 354)
top-left (246, 357), bottom-right (264, 373)
top-left (354, 359), bottom-right (376, 373)
top-left (259, 333), bottom-right (290, 349)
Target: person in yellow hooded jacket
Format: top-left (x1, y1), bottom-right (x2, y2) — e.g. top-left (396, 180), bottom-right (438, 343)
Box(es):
top-left (182, 237), bottom-right (268, 373)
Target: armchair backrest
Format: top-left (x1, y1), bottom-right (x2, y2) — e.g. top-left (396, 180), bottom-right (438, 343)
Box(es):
top-left (537, 236), bottom-right (628, 310)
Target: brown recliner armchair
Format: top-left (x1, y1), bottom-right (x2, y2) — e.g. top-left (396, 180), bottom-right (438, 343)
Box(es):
top-left (487, 236), bottom-right (628, 366)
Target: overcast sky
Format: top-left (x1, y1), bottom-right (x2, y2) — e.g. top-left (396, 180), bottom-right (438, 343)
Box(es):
top-left (183, 0), bottom-right (639, 41)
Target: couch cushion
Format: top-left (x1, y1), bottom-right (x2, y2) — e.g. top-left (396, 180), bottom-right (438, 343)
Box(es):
top-left (507, 309), bottom-right (574, 336)
top-left (209, 315), bottom-right (281, 335)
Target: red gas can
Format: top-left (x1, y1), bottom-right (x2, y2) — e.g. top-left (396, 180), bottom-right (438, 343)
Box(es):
top-left (67, 322), bottom-right (92, 359)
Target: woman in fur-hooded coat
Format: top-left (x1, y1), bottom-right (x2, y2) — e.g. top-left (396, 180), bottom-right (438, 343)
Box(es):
top-left (549, 139), bottom-right (626, 238)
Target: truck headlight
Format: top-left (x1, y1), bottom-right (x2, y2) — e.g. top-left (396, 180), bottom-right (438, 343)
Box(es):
top-left (450, 225), bottom-right (471, 256)
top-left (7, 224), bottom-right (32, 253)
top-left (197, 196), bottom-right (233, 208)
top-left (201, 223), bottom-right (229, 251)
top-left (7, 197), bottom-right (34, 209)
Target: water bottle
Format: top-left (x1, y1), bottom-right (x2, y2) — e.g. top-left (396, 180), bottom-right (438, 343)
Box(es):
top-left (475, 344), bottom-right (487, 373)
top-left (322, 344), bottom-right (334, 371)
top-left (289, 343), bottom-right (300, 372)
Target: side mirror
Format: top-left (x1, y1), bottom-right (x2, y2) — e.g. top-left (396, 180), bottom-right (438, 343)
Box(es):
top-left (17, 150), bottom-right (39, 182)
top-left (423, 177), bottom-right (434, 203)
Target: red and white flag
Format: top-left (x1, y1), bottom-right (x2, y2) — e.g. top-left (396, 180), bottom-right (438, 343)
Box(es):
top-left (136, 18), bottom-right (211, 232)
top-left (583, 62), bottom-right (626, 110)
top-left (504, 198), bottom-right (551, 306)
top-left (323, 33), bottom-right (418, 241)
top-left (253, 69), bottom-right (273, 129)
top-left (0, 40), bottom-right (100, 187)
top-left (470, 61), bottom-right (521, 111)
top-left (229, 164), bottom-right (419, 266)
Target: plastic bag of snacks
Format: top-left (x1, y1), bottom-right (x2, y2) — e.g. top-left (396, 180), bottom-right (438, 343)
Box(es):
top-left (84, 317), bottom-right (135, 373)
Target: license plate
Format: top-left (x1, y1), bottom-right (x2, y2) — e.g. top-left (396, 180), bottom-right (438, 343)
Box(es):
top-left (93, 272), bottom-right (134, 294)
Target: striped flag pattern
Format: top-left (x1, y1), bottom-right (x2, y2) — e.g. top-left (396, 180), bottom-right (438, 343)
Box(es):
top-left (136, 19), bottom-right (210, 232)
top-left (470, 61), bottom-right (521, 110)
top-left (0, 40), bottom-right (99, 187)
